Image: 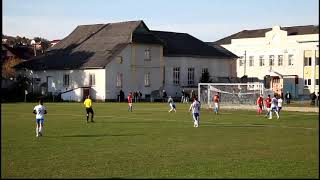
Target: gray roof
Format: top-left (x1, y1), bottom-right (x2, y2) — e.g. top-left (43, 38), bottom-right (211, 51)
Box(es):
top-left (15, 20), bottom-right (162, 70)
top-left (214, 25), bottom-right (319, 45)
top-left (151, 30), bottom-right (236, 58)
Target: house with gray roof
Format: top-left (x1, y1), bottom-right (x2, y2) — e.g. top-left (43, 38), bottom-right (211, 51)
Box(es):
top-left (15, 20), bottom-right (237, 101)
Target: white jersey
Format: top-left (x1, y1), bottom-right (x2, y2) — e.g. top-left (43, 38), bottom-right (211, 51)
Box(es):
top-left (33, 105), bottom-right (46, 119)
top-left (271, 97), bottom-right (278, 108)
top-left (277, 98), bottom-right (283, 108)
top-left (189, 101), bottom-right (201, 114)
top-left (168, 97), bottom-right (174, 104)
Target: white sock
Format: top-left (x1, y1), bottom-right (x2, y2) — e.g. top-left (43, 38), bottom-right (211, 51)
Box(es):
top-left (36, 127), bottom-right (39, 136)
top-left (275, 112), bottom-right (279, 119)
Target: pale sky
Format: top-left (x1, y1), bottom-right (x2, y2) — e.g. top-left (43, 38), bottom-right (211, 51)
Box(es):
top-left (2, 0), bottom-right (319, 42)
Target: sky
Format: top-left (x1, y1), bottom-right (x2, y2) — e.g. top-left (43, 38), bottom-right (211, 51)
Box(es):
top-left (2, 0), bottom-right (319, 42)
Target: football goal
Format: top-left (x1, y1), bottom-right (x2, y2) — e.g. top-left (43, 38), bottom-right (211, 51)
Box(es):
top-left (198, 82), bottom-right (273, 109)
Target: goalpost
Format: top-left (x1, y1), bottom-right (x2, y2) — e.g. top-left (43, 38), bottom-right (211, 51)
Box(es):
top-left (198, 82), bottom-right (273, 109)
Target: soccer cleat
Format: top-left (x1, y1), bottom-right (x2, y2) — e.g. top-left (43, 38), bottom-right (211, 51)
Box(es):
top-left (39, 132), bottom-right (42, 136)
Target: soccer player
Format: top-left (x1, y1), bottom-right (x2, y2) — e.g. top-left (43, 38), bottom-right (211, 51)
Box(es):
top-left (269, 94), bottom-right (280, 119)
top-left (264, 94), bottom-right (271, 118)
top-left (213, 93), bottom-right (220, 114)
top-left (84, 95), bottom-right (94, 123)
top-left (167, 96), bottom-right (176, 113)
top-left (128, 92), bottom-right (133, 112)
top-left (189, 97), bottom-right (201, 127)
top-left (277, 95), bottom-right (283, 114)
top-left (256, 94), bottom-right (264, 114)
top-left (33, 99), bottom-right (47, 137)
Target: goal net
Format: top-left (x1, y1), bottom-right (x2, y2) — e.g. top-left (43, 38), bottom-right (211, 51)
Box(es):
top-left (198, 83), bottom-right (273, 109)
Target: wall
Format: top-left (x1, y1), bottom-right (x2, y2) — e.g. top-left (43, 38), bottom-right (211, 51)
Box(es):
top-left (19, 69), bottom-right (106, 101)
top-left (163, 56), bottom-right (235, 97)
top-left (221, 26), bottom-right (319, 96)
top-left (105, 43), bottom-right (163, 100)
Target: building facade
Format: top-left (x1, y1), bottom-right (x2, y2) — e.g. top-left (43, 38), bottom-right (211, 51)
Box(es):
top-left (15, 20), bottom-right (236, 102)
top-left (214, 25), bottom-right (319, 98)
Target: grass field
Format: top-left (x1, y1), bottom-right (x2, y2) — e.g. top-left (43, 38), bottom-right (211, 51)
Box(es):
top-left (1, 102), bottom-right (319, 178)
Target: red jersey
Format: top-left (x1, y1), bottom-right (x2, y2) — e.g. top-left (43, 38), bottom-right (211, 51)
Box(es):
top-left (257, 97), bottom-right (263, 105)
top-left (265, 97), bottom-right (271, 108)
top-left (213, 95), bottom-right (219, 103)
top-left (128, 95), bottom-right (132, 103)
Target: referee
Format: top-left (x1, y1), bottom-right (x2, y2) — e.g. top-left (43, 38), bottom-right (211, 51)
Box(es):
top-left (83, 95), bottom-right (94, 123)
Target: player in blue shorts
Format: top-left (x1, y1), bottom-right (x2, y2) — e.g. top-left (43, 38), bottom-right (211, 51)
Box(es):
top-left (168, 96), bottom-right (177, 112)
top-left (33, 99), bottom-right (47, 137)
top-left (189, 97), bottom-right (201, 127)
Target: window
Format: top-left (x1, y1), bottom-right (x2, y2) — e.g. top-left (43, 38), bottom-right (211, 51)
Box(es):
top-left (249, 56), bottom-right (254, 66)
top-left (304, 79), bottom-right (311, 86)
top-left (89, 73), bottom-right (95, 86)
top-left (116, 73), bottom-right (122, 87)
top-left (259, 55), bottom-right (265, 66)
top-left (316, 57), bottom-right (319, 65)
top-left (116, 56), bottom-right (123, 64)
top-left (144, 73), bottom-right (150, 86)
top-left (201, 68), bottom-right (208, 77)
top-left (173, 67), bottom-right (180, 85)
top-left (304, 57), bottom-right (312, 66)
top-left (288, 54), bottom-right (294, 66)
top-left (239, 56), bottom-right (244, 66)
top-left (144, 48), bottom-right (151, 60)
top-left (278, 55), bottom-right (283, 66)
top-left (63, 74), bottom-right (69, 86)
top-left (269, 55), bottom-right (274, 66)
top-left (316, 79), bottom-right (319, 86)
top-left (188, 68), bottom-right (195, 85)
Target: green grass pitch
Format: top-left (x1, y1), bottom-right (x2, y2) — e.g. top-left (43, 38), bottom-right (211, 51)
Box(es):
top-left (1, 102), bottom-right (319, 178)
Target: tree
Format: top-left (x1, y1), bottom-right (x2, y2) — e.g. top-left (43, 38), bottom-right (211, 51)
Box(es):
top-left (1, 56), bottom-right (23, 79)
top-left (199, 71), bottom-right (212, 83)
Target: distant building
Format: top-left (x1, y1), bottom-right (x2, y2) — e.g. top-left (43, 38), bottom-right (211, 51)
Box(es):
top-left (15, 20), bottom-right (236, 101)
top-left (212, 25), bottom-right (319, 98)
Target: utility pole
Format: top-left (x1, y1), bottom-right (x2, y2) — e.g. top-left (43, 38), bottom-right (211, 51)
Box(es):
top-left (244, 50), bottom-right (246, 76)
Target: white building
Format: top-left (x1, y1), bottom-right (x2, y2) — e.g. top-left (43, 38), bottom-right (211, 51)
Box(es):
top-left (212, 25), bottom-right (319, 98)
top-left (15, 20), bottom-right (236, 102)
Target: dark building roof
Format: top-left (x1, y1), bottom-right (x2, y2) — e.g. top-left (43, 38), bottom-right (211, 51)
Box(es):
top-left (206, 42), bottom-right (238, 58)
top-left (15, 20), bottom-right (163, 70)
top-left (151, 30), bottom-right (236, 58)
top-left (214, 25), bottom-right (319, 45)
top-left (2, 44), bottom-right (35, 60)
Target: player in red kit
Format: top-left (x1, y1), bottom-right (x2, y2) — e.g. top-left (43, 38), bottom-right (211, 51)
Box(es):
top-left (128, 92), bottom-right (133, 112)
top-left (264, 94), bottom-right (271, 118)
top-left (256, 94), bottom-right (264, 114)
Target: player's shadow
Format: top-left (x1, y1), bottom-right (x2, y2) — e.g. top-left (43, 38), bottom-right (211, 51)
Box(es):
top-left (44, 133), bottom-right (144, 138)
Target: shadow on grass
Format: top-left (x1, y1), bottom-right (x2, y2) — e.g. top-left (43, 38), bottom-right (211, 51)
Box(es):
top-left (95, 121), bottom-right (162, 124)
top-left (43, 133), bottom-right (144, 138)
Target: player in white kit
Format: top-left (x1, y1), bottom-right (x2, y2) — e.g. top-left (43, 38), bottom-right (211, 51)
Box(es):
top-left (189, 97), bottom-right (201, 127)
top-left (269, 94), bottom-right (279, 119)
top-left (167, 96), bottom-right (177, 113)
top-left (33, 99), bottom-right (47, 137)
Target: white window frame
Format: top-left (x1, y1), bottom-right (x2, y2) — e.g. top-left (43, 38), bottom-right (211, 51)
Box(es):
top-left (116, 73), bottom-right (123, 88)
top-left (63, 74), bottom-right (69, 86)
top-left (288, 54), bottom-right (294, 66)
top-left (278, 55), bottom-right (283, 66)
top-left (304, 57), bottom-right (312, 66)
top-left (269, 55), bottom-right (274, 66)
top-left (173, 67), bottom-right (180, 85)
top-left (259, 55), bottom-right (265, 66)
top-left (201, 68), bottom-right (208, 77)
top-left (187, 68), bottom-right (195, 85)
top-left (239, 56), bottom-right (244, 66)
top-left (144, 72), bottom-right (150, 87)
top-left (249, 56), bottom-right (254, 66)
top-left (304, 79), bottom-right (312, 87)
top-left (144, 48), bottom-right (151, 60)
top-left (89, 73), bottom-right (95, 86)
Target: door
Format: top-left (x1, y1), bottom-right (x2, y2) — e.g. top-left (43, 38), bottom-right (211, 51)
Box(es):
top-left (83, 88), bottom-right (90, 101)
